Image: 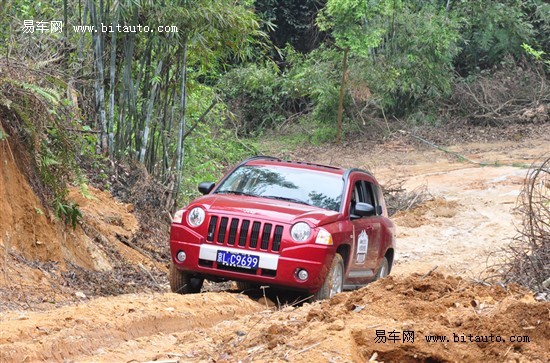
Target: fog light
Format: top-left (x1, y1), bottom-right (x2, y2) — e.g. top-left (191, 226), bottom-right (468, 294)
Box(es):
top-left (176, 251), bottom-right (186, 262)
top-left (296, 269), bottom-right (309, 281)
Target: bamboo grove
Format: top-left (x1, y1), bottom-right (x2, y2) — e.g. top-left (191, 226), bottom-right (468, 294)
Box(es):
top-left (1, 0), bottom-right (263, 205)
top-left (85, 0), bottom-right (262, 197)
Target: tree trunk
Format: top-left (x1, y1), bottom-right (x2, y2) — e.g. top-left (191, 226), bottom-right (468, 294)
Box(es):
top-left (139, 58), bottom-right (163, 164)
top-left (336, 47), bottom-right (349, 144)
top-left (89, 0), bottom-right (108, 154)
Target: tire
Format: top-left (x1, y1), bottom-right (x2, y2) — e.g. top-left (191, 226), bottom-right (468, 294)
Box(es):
top-left (313, 253), bottom-right (344, 301)
top-left (169, 262), bottom-right (204, 294)
top-left (374, 256), bottom-right (390, 280)
top-left (236, 281), bottom-right (256, 291)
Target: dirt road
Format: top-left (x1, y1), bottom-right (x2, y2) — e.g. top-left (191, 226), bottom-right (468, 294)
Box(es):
top-left (1, 137), bottom-right (549, 362)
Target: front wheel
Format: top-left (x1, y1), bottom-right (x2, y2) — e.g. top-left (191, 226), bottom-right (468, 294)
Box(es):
top-left (313, 253), bottom-right (344, 301)
top-left (169, 262), bottom-right (204, 294)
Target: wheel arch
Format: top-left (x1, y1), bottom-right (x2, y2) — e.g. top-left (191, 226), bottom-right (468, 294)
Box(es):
top-left (384, 248), bottom-right (394, 274)
top-left (336, 243), bottom-right (351, 271)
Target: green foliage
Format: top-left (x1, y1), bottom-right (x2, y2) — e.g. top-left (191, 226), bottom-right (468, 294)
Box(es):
top-left (222, 1), bottom-right (463, 134)
top-left (219, 46), bottom-right (344, 135)
top-left (54, 198), bottom-right (83, 230)
top-left (0, 75), bottom-right (89, 229)
top-left (181, 121), bottom-right (257, 204)
top-left (529, 1), bottom-right (550, 53)
top-left (522, 43), bottom-right (550, 69)
top-left (360, 3), bottom-right (461, 113)
top-left (254, 0), bottom-right (327, 53)
top-left (285, 47), bottom-right (342, 124)
top-left (219, 63), bottom-right (286, 133)
top-left (311, 123), bottom-right (338, 144)
top-left (453, 0), bottom-right (537, 74)
top-left (317, 0), bottom-right (392, 53)
top-left (2, 80), bottom-right (61, 105)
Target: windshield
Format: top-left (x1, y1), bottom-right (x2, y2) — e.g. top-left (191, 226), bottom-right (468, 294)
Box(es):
top-left (215, 165), bottom-right (343, 212)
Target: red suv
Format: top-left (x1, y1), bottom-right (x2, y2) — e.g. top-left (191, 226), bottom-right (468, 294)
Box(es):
top-left (169, 156), bottom-right (396, 300)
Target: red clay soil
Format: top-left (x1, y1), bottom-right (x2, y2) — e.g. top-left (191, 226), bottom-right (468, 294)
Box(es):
top-left (1, 274), bottom-right (547, 363)
top-left (160, 273), bottom-right (547, 363)
top-left (1, 135), bottom-right (164, 309)
top-left (0, 141), bottom-right (98, 270)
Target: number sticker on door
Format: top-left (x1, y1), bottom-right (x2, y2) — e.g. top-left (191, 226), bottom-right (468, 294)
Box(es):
top-left (356, 229), bottom-right (369, 263)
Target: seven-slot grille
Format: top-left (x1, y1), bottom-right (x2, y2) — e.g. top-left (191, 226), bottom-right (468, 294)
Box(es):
top-left (206, 215), bottom-right (283, 252)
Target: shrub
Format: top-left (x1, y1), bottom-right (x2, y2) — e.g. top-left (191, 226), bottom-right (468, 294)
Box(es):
top-left (0, 70), bottom-right (87, 229)
top-left (219, 64), bottom-right (289, 134)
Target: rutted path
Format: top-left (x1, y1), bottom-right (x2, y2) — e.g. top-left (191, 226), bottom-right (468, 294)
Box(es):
top-left (0, 293), bottom-right (262, 362)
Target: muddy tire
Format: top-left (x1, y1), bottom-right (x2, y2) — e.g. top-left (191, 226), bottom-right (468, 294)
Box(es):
top-left (169, 262), bottom-right (204, 294)
top-left (236, 281), bottom-right (256, 291)
top-left (374, 256), bottom-right (390, 280)
top-left (313, 253), bottom-right (344, 301)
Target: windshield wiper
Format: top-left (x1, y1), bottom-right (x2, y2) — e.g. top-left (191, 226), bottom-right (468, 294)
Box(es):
top-left (263, 195), bottom-right (311, 206)
top-left (216, 190), bottom-right (257, 197)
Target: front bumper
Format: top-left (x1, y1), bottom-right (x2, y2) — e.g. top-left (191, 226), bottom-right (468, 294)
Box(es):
top-left (170, 234), bottom-right (334, 293)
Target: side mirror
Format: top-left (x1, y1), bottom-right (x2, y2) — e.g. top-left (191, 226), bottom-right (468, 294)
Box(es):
top-left (198, 181), bottom-right (215, 195)
top-left (355, 202), bottom-right (376, 217)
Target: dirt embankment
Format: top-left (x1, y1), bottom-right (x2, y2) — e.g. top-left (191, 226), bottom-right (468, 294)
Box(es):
top-left (0, 142), bottom-right (107, 272)
top-left (1, 135), bottom-right (166, 309)
top-left (178, 274), bottom-right (547, 363)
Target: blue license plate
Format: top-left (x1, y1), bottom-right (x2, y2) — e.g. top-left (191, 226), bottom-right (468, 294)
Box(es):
top-left (216, 250), bottom-right (260, 269)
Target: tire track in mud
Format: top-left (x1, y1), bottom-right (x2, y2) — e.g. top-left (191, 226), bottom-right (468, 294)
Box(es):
top-left (0, 292), bottom-right (262, 362)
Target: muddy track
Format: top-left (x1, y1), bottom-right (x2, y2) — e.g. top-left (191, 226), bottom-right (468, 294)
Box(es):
top-left (0, 293), bottom-right (262, 362)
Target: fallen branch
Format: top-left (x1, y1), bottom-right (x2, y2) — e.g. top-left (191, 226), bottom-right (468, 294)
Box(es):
top-left (0, 124), bottom-right (16, 162)
top-left (182, 99), bottom-right (218, 141)
top-left (421, 265), bottom-right (438, 279)
top-left (289, 342), bottom-right (321, 357)
top-left (138, 263), bottom-right (160, 287)
top-left (399, 130), bottom-right (487, 166)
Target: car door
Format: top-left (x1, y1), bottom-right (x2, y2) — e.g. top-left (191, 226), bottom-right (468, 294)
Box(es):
top-left (346, 176), bottom-right (383, 285)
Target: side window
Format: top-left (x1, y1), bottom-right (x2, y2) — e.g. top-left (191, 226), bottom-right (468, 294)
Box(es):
top-left (364, 181), bottom-right (382, 215)
top-left (349, 178), bottom-right (383, 217)
top-left (349, 181), bottom-right (363, 215)
top-left (355, 181), bottom-right (365, 202)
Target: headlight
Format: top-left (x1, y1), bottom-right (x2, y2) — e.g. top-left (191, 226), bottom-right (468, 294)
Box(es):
top-left (172, 209), bottom-right (184, 224)
top-left (187, 207), bottom-right (205, 227)
top-left (315, 229), bottom-right (333, 245)
top-left (291, 222), bottom-right (311, 242)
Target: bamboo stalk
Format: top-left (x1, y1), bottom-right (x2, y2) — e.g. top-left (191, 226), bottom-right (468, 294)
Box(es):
top-left (108, 6), bottom-right (119, 156)
top-left (174, 40), bottom-right (188, 209)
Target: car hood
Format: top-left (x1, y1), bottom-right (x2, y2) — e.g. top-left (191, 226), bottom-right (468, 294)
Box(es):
top-left (190, 194), bottom-right (340, 227)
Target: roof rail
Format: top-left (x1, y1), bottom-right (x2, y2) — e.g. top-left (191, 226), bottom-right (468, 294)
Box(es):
top-left (244, 156), bottom-right (342, 171)
top-left (242, 155), bottom-right (281, 163)
top-left (290, 160), bottom-right (342, 170)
